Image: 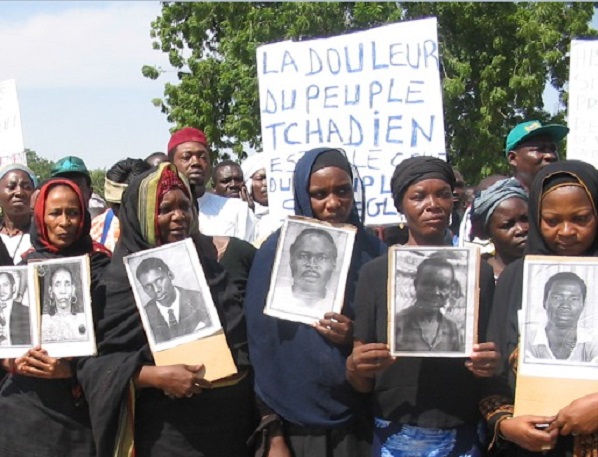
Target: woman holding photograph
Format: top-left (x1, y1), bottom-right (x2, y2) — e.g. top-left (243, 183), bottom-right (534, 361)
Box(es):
top-left (346, 156), bottom-right (498, 457)
top-left (78, 163), bottom-right (255, 457)
top-left (0, 178), bottom-right (111, 456)
top-left (480, 160), bottom-right (598, 456)
top-left (244, 148), bottom-right (386, 457)
top-left (41, 266), bottom-right (88, 343)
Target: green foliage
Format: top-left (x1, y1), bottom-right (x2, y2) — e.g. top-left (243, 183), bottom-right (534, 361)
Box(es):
top-left (145, 2), bottom-right (597, 184)
top-left (26, 149), bottom-right (55, 182)
top-left (89, 168), bottom-right (106, 197)
top-left (25, 149), bottom-right (107, 198)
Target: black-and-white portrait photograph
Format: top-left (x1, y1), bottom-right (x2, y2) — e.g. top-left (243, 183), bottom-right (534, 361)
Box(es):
top-left (264, 217), bottom-right (356, 325)
top-left (388, 246), bottom-right (479, 357)
top-left (520, 256), bottom-right (598, 380)
top-left (0, 266), bottom-right (35, 359)
top-left (124, 238), bottom-right (221, 352)
top-left (30, 255), bottom-right (96, 358)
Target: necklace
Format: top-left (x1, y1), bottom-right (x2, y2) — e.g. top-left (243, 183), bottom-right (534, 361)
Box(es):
top-left (0, 223), bottom-right (26, 263)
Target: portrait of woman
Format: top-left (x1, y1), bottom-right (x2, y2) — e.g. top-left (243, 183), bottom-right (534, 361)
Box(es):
top-left (41, 264), bottom-right (87, 343)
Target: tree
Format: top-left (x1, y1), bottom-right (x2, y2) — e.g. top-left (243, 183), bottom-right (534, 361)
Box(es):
top-left (25, 149), bottom-right (106, 198)
top-left (144, 2), bottom-right (597, 182)
top-left (26, 149), bottom-right (55, 182)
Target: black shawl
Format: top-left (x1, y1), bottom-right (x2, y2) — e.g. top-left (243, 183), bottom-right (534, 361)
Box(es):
top-left (485, 160), bottom-right (598, 456)
top-left (78, 165), bottom-right (249, 456)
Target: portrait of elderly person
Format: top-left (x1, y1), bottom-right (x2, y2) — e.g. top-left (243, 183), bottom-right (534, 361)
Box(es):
top-left (135, 256), bottom-right (211, 344)
top-left (286, 228), bottom-right (337, 312)
top-left (394, 257), bottom-right (462, 353)
top-left (471, 178), bottom-right (529, 279)
top-left (41, 265), bottom-right (87, 343)
top-left (525, 271), bottom-right (598, 363)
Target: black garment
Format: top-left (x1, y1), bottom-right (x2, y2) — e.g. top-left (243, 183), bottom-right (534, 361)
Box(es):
top-left (0, 178), bottom-right (111, 457)
top-left (353, 253), bottom-right (495, 428)
top-left (483, 160), bottom-right (598, 457)
top-left (77, 164), bottom-right (255, 457)
top-left (217, 236), bottom-right (256, 299)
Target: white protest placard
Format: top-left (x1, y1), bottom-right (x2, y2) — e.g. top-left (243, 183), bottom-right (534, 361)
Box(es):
top-left (567, 40), bottom-right (598, 168)
top-left (0, 79), bottom-right (26, 166)
top-left (257, 18), bottom-right (446, 226)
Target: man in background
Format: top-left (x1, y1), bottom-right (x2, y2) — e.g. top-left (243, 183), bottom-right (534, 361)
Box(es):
top-left (167, 127), bottom-right (256, 242)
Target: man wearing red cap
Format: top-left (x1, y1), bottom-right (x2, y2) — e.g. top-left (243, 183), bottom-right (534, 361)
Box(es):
top-left (167, 127), bottom-right (256, 241)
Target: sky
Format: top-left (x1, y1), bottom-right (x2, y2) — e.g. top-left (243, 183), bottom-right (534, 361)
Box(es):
top-left (0, 2), bottom-right (597, 170)
top-left (0, 1), bottom-right (176, 169)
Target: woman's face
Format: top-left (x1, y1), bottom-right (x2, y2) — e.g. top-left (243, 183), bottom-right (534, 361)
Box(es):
top-left (308, 166), bottom-right (354, 223)
top-left (251, 168), bottom-right (268, 207)
top-left (401, 178), bottom-right (452, 244)
top-left (44, 185), bottom-right (82, 249)
top-left (0, 170), bottom-right (34, 217)
top-left (487, 197), bottom-right (528, 262)
top-left (540, 185), bottom-right (598, 256)
top-left (157, 188), bottom-right (193, 244)
top-left (50, 269), bottom-right (73, 309)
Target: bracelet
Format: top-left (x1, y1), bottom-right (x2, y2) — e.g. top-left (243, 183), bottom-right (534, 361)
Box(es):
top-left (8, 359), bottom-right (16, 375)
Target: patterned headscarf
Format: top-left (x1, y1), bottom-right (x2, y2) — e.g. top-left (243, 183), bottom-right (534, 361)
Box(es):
top-left (135, 163), bottom-right (193, 246)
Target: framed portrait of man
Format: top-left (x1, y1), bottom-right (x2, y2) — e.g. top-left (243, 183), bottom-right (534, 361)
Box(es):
top-left (515, 256), bottom-right (598, 416)
top-left (387, 246), bottom-right (480, 358)
top-left (0, 266), bottom-right (35, 359)
top-left (124, 238), bottom-right (222, 352)
top-left (264, 216), bottom-right (356, 325)
top-left (28, 255), bottom-right (96, 358)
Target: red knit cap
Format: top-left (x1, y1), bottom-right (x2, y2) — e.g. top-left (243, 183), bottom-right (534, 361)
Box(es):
top-left (167, 127), bottom-right (208, 155)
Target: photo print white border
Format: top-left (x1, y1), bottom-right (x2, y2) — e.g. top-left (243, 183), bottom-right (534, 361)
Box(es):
top-left (388, 246), bottom-right (479, 358)
top-left (519, 255), bottom-right (598, 381)
top-left (0, 266), bottom-right (35, 359)
top-left (264, 216), bottom-right (357, 325)
top-left (124, 238), bottom-right (222, 353)
top-left (29, 255), bottom-right (96, 358)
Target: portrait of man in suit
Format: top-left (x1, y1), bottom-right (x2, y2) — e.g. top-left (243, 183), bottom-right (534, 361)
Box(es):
top-left (135, 257), bottom-right (211, 344)
top-left (0, 271), bottom-right (31, 346)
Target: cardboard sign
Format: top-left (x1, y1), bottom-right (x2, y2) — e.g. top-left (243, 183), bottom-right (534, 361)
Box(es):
top-left (257, 18), bottom-right (446, 226)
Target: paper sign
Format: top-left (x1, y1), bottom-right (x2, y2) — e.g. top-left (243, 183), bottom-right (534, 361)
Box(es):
top-left (567, 40), bottom-right (598, 167)
top-left (257, 18), bottom-right (446, 226)
top-left (0, 79), bottom-right (26, 166)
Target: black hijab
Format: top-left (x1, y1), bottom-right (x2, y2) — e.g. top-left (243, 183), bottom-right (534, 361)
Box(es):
top-left (245, 147), bottom-right (386, 427)
top-left (490, 160), bottom-right (598, 383)
top-left (78, 164), bottom-right (247, 456)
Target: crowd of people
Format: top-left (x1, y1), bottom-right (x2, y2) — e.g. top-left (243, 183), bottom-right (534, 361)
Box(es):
top-left (0, 118), bottom-right (596, 457)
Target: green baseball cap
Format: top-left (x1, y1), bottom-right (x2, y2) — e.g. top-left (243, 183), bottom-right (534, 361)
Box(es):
top-left (505, 120), bottom-right (569, 155)
top-left (51, 156), bottom-right (91, 185)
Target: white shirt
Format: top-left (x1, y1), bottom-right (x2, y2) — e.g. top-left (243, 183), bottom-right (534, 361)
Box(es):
top-left (0, 298), bottom-right (14, 346)
top-left (526, 325), bottom-right (598, 363)
top-left (197, 192), bottom-right (256, 242)
top-left (155, 288), bottom-right (181, 326)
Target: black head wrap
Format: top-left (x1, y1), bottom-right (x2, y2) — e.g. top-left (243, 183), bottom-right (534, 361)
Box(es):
top-left (390, 156), bottom-right (455, 211)
top-left (310, 149), bottom-right (352, 175)
top-left (527, 160), bottom-right (598, 256)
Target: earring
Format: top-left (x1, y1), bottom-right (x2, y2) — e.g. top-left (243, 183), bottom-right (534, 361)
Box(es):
top-left (70, 295), bottom-right (78, 305)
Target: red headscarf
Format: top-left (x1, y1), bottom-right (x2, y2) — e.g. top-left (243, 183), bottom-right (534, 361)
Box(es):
top-left (33, 179), bottom-right (88, 253)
